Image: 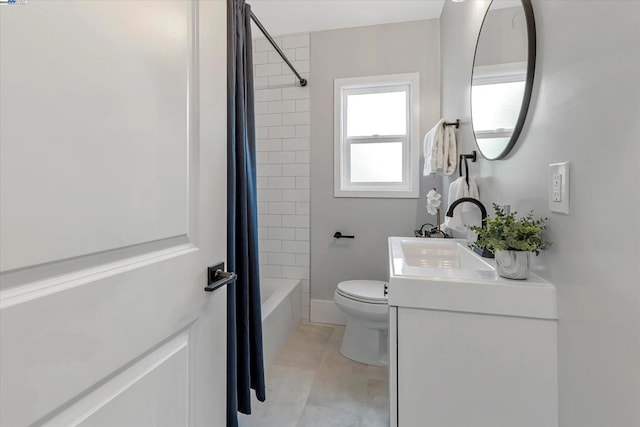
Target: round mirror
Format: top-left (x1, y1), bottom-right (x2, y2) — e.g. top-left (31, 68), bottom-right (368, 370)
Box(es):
top-left (471, 0), bottom-right (536, 160)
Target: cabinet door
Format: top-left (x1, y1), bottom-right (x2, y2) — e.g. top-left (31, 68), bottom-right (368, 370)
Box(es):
top-left (397, 308), bottom-right (557, 427)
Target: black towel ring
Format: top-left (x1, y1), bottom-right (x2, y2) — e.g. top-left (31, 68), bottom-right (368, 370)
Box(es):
top-left (458, 151), bottom-right (477, 187)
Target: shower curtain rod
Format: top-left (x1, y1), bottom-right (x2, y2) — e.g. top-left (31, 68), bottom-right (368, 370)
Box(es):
top-left (249, 10), bottom-right (308, 87)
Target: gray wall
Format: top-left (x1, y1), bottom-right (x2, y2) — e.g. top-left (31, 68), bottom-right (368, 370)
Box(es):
top-left (441, 2), bottom-right (640, 426)
top-left (310, 19), bottom-right (441, 302)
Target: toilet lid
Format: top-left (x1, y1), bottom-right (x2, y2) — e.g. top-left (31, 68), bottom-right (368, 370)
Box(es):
top-left (337, 280), bottom-right (388, 303)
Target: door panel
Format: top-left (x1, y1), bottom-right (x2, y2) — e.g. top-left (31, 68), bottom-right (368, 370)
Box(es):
top-left (2, 251), bottom-right (199, 426)
top-left (50, 332), bottom-right (190, 427)
top-left (0, 1), bottom-right (227, 426)
top-left (0, 1), bottom-right (191, 272)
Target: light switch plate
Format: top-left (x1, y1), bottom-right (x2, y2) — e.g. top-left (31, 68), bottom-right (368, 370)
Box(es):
top-left (549, 162), bottom-right (570, 214)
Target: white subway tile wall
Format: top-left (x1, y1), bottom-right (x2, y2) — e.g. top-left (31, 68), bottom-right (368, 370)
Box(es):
top-left (253, 33), bottom-right (310, 320)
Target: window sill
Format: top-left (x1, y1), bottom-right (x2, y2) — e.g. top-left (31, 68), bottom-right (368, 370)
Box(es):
top-left (334, 189), bottom-right (419, 199)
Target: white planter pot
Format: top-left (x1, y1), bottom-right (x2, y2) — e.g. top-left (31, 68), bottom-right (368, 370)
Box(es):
top-left (495, 250), bottom-right (530, 280)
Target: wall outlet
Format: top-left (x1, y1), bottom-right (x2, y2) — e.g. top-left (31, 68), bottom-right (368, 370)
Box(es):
top-left (549, 162), bottom-right (570, 214)
top-left (552, 174), bottom-right (562, 202)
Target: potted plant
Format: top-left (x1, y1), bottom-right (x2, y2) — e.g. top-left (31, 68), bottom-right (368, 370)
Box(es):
top-left (469, 204), bottom-right (551, 280)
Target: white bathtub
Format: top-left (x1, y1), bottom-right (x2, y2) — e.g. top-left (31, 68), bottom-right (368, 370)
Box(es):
top-left (260, 277), bottom-right (301, 372)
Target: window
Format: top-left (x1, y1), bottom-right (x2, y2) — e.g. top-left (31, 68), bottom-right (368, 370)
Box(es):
top-left (334, 73), bottom-right (420, 198)
top-left (471, 62), bottom-right (526, 159)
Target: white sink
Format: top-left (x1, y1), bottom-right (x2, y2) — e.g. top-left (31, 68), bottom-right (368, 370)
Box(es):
top-left (388, 237), bottom-right (557, 319)
top-left (397, 237), bottom-right (493, 273)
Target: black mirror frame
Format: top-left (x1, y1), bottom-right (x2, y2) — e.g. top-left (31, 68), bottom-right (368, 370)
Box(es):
top-left (470, 0), bottom-right (537, 161)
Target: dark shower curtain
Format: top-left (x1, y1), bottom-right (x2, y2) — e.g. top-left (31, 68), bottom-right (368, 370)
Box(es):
top-left (226, 0), bottom-right (265, 426)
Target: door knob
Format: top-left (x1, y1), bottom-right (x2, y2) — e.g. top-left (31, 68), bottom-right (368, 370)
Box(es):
top-left (205, 262), bottom-right (237, 292)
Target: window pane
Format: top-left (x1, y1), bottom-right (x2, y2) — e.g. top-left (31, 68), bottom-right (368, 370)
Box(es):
top-left (471, 81), bottom-right (525, 131)
top-left (347, 91), bottom-right (407, 137)
top-left (475, 137), bottom-right (510, 159)
top-left (350, 142), bottom-right (403, 183)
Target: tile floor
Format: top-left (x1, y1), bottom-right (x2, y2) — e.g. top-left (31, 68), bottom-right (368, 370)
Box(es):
top-left (238, 322), bottom-right (390, 427)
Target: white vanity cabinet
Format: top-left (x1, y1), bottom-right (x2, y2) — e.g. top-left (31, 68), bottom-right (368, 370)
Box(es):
top-left (387, 237), bottom-right (558, 427)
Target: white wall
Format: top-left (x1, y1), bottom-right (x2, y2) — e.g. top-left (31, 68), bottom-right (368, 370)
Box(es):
top-left (310, 19), bottom-right (441, 307)
top-left (440, 1), bottom-right (640, 426)
top-left (253, 33), bottom-right (311, 320)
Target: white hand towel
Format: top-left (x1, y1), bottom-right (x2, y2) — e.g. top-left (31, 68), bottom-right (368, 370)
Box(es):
top-left (423, 119), bottom-right (445, 176)
top-left (443, 125), bottom-right (457, 176)
top-left (442, 176), bottom-right (480, 231)
top-left (423, 119), bottom-right (457, 176)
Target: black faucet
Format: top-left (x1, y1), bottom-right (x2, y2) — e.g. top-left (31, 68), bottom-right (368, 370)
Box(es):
top-left (445, 197), bottom-right (493, 258)
top-left (445, 197), bottom-right (487, 223)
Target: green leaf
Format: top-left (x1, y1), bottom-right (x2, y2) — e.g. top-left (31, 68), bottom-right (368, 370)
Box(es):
top-left (468, 204), bottom-right (551, 255)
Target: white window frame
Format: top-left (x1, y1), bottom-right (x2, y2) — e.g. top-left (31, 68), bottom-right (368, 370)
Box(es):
top-left (334, 73), bottom-right (420, 198)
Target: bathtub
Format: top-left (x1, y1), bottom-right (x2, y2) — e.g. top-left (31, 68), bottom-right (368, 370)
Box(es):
top-left (260, 277), bottom-right (302, 372)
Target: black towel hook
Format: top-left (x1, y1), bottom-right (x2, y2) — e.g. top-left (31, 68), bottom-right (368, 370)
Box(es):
top-left (333, 231), bottom-right (355, 239)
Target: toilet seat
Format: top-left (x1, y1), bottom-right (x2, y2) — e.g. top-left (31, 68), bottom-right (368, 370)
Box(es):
top-left (336, 280), bottom-right (387, 305)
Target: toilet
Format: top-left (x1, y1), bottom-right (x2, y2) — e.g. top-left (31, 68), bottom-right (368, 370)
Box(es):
top-left (333, 280), bottom-right (389, 367)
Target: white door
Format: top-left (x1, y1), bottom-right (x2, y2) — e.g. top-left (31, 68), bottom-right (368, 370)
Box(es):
top-left (0, 1), bottom-right (228, 426)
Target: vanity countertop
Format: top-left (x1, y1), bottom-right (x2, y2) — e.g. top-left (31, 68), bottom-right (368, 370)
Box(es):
top-left (388, 237), bottom-right (557, 320)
